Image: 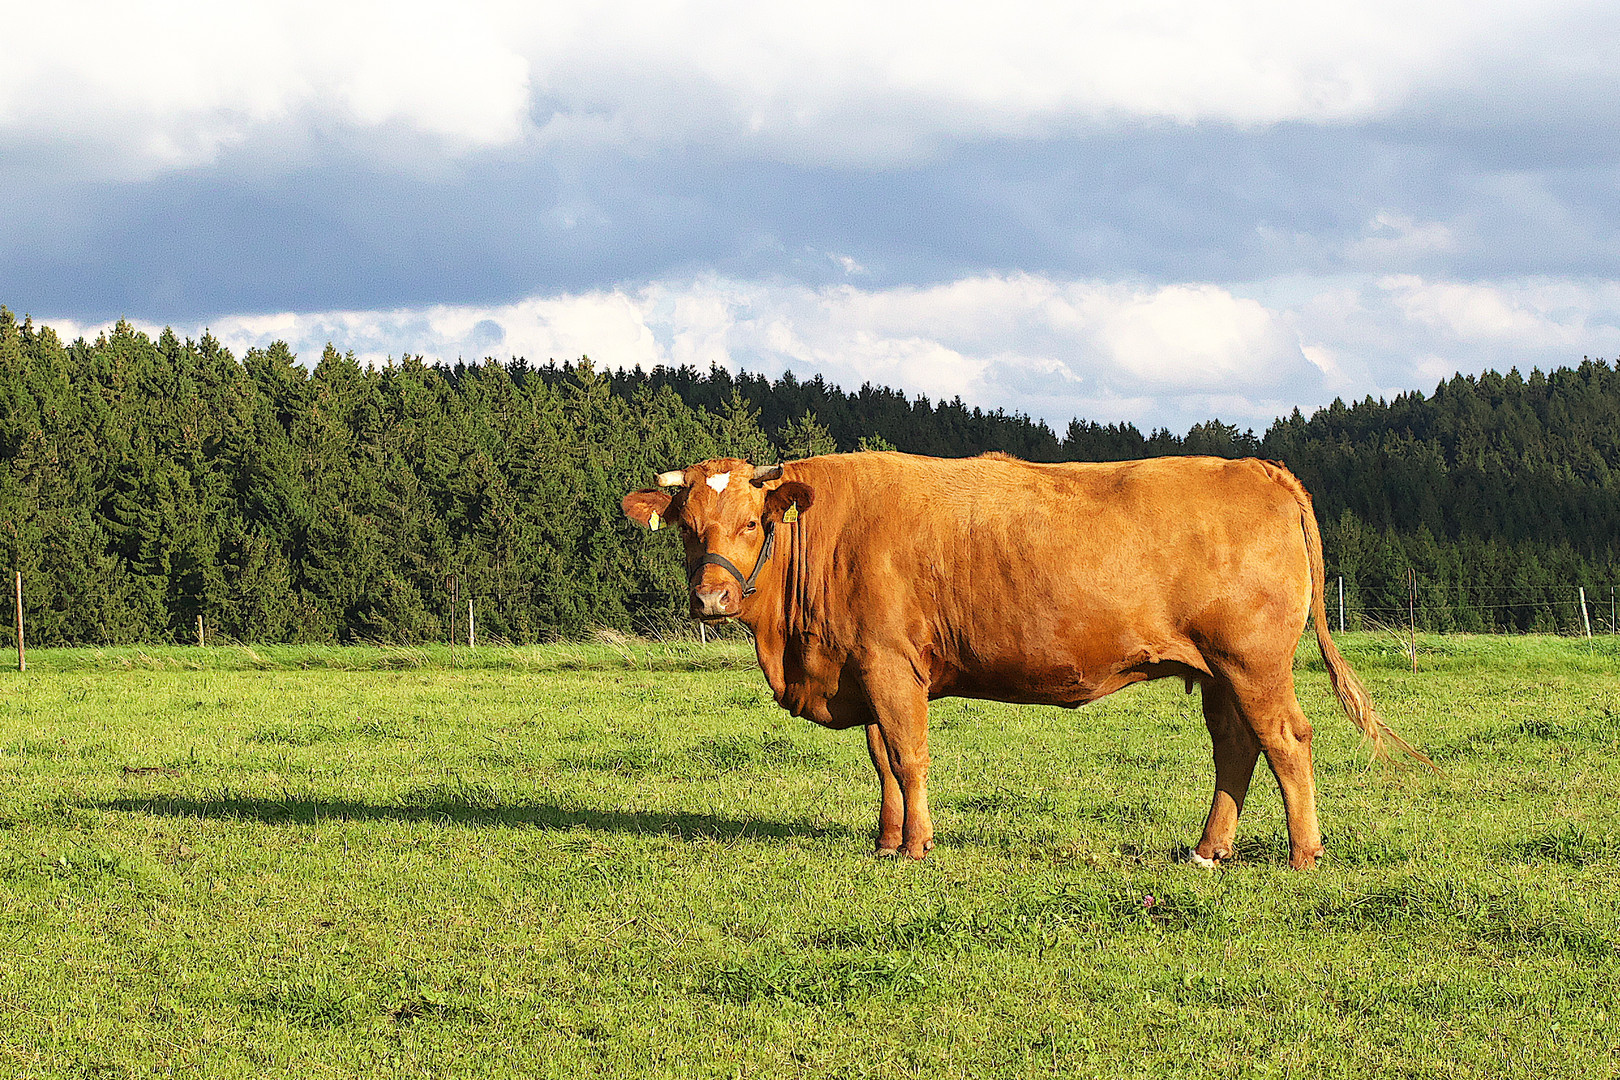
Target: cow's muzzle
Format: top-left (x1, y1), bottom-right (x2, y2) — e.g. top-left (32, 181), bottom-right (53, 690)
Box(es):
top-left (692, 582), bottom-right (739, 620)
top-left (689, 523), bottom-right (777, 620)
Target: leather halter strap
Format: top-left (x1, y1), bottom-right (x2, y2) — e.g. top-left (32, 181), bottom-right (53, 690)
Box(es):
top-left (691, 522), bottom-right (776, 598)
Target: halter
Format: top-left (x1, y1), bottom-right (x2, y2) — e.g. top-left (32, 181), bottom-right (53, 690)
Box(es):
top-left (691, 522), bottom-right (777, 599)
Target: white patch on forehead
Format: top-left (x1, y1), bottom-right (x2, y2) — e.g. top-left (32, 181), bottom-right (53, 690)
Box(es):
top-left (706, 472), bottom-right (732, 493)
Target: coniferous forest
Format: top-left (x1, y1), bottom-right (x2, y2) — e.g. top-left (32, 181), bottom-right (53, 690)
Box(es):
top-left (2, 307), bottom-right (1617, 644)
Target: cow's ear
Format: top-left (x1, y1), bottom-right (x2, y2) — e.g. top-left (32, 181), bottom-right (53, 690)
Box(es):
top-left (764, 481), bottom-right (814, 524)
top-left (622, 489), bottom-right (675, 530)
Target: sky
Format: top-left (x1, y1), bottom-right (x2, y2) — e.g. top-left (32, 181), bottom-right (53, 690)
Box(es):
top-left (4, 1), bottom-right (1620, 434)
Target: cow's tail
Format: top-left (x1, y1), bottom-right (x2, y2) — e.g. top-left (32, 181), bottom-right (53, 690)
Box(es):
top-left (1282, 466), bottom-right (1436, 770)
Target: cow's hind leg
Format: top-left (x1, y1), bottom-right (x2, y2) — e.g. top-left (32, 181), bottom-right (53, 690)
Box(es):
top-left (865, 723), bottom-right (905, 855)
top-left (1194, 678), bottom-right (1261, 866)
top-left (1231, 675), bottom-right (1324, 869)
top-left (863, 664), bottom-right (933, 859)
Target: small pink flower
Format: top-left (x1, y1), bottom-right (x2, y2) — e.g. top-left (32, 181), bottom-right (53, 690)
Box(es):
top-left (1142, 894), bottom-right (1156, 908)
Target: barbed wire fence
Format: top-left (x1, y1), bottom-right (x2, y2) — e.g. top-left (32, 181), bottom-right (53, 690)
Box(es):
top-left (1337, 578), bottom-right (1619, 637)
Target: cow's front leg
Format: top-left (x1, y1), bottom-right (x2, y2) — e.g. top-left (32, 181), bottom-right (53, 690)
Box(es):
top-left (864, 666), bottom-right (933, 859)
top-left (865, 723), bottom-right (905, 855)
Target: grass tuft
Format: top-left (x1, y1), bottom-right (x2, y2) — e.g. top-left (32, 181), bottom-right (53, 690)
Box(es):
top-left (708, 953), bottom-right (929, 1005)
top-left (812, 881), bottom-right (1226, 953)
top-left (1315, 875), bottom-right (1616, 956)
top-left (1512, 822), bottom-right (1620, 867)
top-left (243, 980), bottom-right (365, 1028)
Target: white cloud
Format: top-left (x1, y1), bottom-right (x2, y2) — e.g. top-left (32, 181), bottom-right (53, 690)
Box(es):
top-left (45, 271), bottom-right (1620, 433)
top-left (1344, 212), bottom-right (1459, 266)
top-left (1088, 284), bottom-right (1300, 385)
top-left (517, 0), bottom-right (1587, 163)
top-left (0, 1), bottom-right (530, 176)
top-left (1376, 275), bottom-right (1598, 345)
top-left (3, 1), bottom-right (1606, 177)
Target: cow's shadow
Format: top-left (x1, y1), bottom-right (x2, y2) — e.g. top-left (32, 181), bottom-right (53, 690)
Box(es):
top-left (97, 793), bottom-right (857, 844)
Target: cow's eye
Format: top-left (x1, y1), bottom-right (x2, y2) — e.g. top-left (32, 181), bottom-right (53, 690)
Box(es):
top-left (745, 519), bottom-right (759, 531)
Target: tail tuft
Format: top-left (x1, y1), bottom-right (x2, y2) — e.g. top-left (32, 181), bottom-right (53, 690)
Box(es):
top-left (1317, 626), bottom-right (1437, 770)
top-left (1277, 463), bottom-right (1437, 771)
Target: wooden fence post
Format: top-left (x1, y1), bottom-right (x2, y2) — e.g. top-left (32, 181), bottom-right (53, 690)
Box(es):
top-left (1338, 576), bottom-right (1345, 633)
top-left (468, 599), bottom-right (475, 649)
top-left (1579, 586), bottom-right (1592, 638)
top-left (13, 571), bottom-right (23, 673)
top-left (1407, 568), bottom-right (1417, 674)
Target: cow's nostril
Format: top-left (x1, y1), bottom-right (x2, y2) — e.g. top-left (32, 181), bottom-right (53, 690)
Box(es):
top-left (694, 589), bottom-right (733, 616)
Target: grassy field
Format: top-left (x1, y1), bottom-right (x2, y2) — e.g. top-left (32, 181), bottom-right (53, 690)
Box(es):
top-left (1, 632), bottom-right (1618, 1078)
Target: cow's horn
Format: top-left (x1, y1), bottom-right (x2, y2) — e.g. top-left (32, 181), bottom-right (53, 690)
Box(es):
top-left (654, 470), bottom-right (687, 487)
top-left (752, 464), bottom-right (784, 482)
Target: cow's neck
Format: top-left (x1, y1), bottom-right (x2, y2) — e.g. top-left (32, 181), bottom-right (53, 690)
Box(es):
top-left (738, 518), bottom-right (808, 696)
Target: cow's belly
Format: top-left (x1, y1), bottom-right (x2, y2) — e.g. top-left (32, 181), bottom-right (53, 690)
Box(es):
top-left (943, 657), bottom-right (1204, 707)
top-left (936, 628), bottom-right (1210, 708)
top-left (942, 666), bottom-right (1105, 706)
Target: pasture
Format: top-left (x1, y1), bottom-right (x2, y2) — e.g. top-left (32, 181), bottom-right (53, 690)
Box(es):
top-left (1, 633), bottom-right (1618, 1078)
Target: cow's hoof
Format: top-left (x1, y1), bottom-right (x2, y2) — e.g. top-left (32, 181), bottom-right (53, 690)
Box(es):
top-left (875, 846), bottom-right (900, 858)
top-left (1187, 850), bottom-right (1219, 869)
top-left (899, 839), bottom-right (933, 860)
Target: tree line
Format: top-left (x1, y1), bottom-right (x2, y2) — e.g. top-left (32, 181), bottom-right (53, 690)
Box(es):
top-left (2, 307), bottom-right (1616, 643)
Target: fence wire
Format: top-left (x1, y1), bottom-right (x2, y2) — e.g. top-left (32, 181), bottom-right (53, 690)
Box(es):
top-left (1340, 580), bottom-right (1618, 635)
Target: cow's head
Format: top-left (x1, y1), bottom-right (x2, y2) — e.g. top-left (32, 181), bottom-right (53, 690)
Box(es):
top-left (623, 458), bottom-right (814, 621)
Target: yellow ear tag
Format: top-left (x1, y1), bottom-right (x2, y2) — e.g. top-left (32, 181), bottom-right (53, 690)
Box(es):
top-left (782, 503), bottom-right (798, 524)
top-left (648, 511), bottom-right (661, 531)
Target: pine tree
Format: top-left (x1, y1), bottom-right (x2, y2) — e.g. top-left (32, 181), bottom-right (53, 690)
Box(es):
top-left (776, 411), bottom-right (838, 459)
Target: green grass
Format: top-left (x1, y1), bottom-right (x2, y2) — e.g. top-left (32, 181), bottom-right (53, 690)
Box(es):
top-left (1, 633), bottom-right (1617, 1078)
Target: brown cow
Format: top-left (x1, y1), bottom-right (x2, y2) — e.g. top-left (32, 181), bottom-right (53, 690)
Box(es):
top-left (622, 451), bottom-right (1428, 869)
